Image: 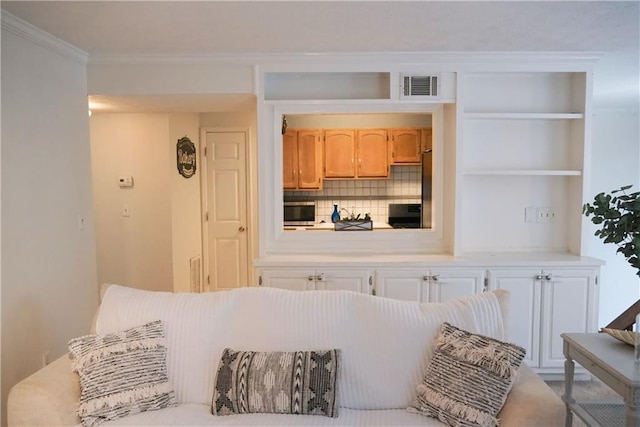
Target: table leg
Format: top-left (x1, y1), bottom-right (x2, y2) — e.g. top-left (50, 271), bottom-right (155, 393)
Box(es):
top-left (625, 399), bottom-right (640, 427)
top-left (563, 357), bottom-right (575, 427)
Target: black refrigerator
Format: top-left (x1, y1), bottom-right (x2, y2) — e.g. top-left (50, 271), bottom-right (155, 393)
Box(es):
top-left (421, 149), bottom-right (433, 229)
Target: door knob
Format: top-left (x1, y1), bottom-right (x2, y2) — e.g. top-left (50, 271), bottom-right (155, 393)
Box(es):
top-left (238, 226), bottom-right (246, 232)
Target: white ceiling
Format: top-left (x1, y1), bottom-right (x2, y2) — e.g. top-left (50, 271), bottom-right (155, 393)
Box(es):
top-left (2, 1), bottom-right (639, 112)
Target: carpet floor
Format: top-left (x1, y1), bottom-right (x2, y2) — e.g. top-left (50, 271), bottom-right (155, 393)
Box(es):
top-left (545, 377), bottom-right (623, 427)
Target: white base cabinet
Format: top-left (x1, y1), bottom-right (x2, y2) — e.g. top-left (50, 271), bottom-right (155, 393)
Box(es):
top-left (374, 268), bottom-right (485, 303)
top-left (259, 268), bottom-right (372, 294)
top-left (488, 268), bottom-right (598, 374)
top-left (256, 256), bottom-right (600, 378)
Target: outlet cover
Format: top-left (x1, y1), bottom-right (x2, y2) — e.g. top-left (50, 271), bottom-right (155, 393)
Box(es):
top-left (537, 207), bottom-right (555, 223)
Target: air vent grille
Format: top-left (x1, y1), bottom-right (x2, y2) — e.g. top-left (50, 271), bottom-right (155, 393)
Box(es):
top-left (401, 75), bottom-right (439, 98)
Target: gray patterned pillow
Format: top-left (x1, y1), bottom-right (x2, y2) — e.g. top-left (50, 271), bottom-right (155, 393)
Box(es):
top-left (68, 320), bottom-right (177, 427)
top-left (212, 348), bottom-right (340, 417)
top-left (408, 322), bottom-right (526, 427)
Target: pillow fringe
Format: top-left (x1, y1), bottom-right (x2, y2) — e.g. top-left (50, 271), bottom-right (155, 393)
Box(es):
top-left (71, 338), bottom-right (166, 371)
top-left (415, 384), bottom-right (496, 427)
top-left (77, 382), bottom-right (175, 415)
top-left (436, 335), bottom-right (518, 378)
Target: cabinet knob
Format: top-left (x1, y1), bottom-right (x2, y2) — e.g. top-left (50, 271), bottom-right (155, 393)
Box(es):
top-left (238, 226), bottom-right (246, 232)
top-left (422, 275), bottom-right (430, 281)
top-left (308, 275), bottom-right (315, 281)
top-left (545, 273), bottom-right (553, 281)
top-left (431, 274), bottom-right (440, 282)
top-left (316, 274), bottom-right (324, 282)
top-left (535, 274), bottom-right (544, 280)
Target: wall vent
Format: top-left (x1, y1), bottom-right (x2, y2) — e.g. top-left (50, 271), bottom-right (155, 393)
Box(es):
top-left (401, 75), bottom-right (440, 99)
top-left (190, 256), bottom-right (201, 293)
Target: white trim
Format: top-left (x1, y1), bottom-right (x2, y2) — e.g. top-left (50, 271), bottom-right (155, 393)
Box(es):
top-left (1, 11), bottom-right (87, 64)
top-left (88, 51), bottom-right (603, 68)
top-left (260, 102), bottom-right (446, 256)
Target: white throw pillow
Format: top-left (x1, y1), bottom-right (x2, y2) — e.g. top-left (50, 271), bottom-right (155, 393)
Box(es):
top-left (68, 320), bottom-right (177, 427)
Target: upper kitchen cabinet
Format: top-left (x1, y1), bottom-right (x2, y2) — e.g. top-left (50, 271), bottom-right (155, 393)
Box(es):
top-left (356, 129), bottom-right (389, 178)
top-left (389, 128), bottom-right (432, 164)
top-left (283, 129), bottom-right (323, 191)
top-left (456, 71), bottom-right (591, 255)
top-left (324, 129), bottom-right (390, 179)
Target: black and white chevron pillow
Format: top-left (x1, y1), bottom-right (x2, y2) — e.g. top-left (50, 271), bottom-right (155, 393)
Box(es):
top-left (212, 348), bottom-right (341, 417)
top-left (68, 320), bottom-right (177, 427)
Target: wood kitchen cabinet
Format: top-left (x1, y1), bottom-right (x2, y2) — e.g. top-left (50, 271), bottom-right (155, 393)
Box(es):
top-left (283, 129), bottom-right (323, 191)
top-left (389, 128), bottom-right (432, 165)
top-left (324, 129), bottom-right (389, 179)
top-left (356, 129), bottom-right (389, 178)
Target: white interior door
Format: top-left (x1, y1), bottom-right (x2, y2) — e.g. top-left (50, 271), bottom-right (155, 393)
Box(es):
top-left (203, 129), bottom-right (249, 291)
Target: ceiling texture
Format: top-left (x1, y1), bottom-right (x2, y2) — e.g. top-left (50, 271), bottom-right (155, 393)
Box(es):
top-left (2, 1), bottom-right (639, 112)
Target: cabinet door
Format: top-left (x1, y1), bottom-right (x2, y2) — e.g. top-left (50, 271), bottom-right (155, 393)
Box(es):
top-left (356, 129), bottom-right (389, 178)
top-left (324, 130), bottom-right (356, 178)
top-left (259, 269), bottom-right (316, 291)
top-left (429, 269), bottom-right (485, 303)
top-left (390, 129), bottom-right (422, 164)
top-left (488, 269), bottom-right (541, 367)
top-left (282, 130), bottom-right (297, 189)
top-left (374, 269), bottom-right (429, 302)
top-left (297, 130), bottom-right (323, 190)
top-left (539, 269), bottom-right (598, 369)
top-left (315, 269), bottom-right (371, 294)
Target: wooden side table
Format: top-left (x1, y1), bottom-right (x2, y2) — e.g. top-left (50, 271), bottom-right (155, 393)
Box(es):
top-left (562, 332), bottom-right (640, 427)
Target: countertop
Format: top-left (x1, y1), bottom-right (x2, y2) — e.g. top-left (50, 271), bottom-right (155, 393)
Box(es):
top-left (284, 222), bottom-right (393, 231)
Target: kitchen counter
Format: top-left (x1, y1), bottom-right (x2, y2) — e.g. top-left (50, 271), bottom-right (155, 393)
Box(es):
top-left (284, 222), bottom-right (392, 231)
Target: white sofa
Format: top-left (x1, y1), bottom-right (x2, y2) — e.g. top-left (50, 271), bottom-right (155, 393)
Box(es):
top-left (8, 285), bottom-right (565, 426)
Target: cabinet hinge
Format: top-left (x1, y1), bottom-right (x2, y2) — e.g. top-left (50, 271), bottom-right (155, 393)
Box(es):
top-left (368, 276), bottom-right (372, 286)
top-left (207, 275), bottom-right (210, 284)
top-left (483, 277), bottom-right (489, 292)
top-left (595, 275), bottom-right (598, 286)
top-left (205, 212), bottom-right (208, 221)
top-left (258, 275), bottom-right (263, 286)
top-left (204, 147), bottom-right (207, 157)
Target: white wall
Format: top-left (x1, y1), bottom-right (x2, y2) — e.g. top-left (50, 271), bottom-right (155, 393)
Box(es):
top-left (90, 114), bottom-right (173, 292)
top-left (169, 114), bottom-right (202, 292)
top-left (1, 27), bottom-right (98, 426)
top-left (589, 45), bottom-right (640, 327)
top-left (90, 112), bottom-right (256, 294)
top-left (589, 110), bottom-right (640, 326)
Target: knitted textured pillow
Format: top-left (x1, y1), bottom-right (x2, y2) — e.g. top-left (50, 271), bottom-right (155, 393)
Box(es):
top-left (212, 348), bottom-right (340, 417)
top-left (68, 320), bottom-right (177, 427)
top-left (408, 322), bottom-right (526, 427)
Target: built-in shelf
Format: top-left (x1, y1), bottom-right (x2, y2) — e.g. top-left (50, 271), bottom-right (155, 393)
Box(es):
top-left (463, 169), bottom-right (583, 176)
top-left (463, 113), bottom-right (584, 120)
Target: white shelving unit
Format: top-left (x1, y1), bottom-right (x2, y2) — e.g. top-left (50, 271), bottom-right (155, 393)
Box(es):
top-left (455, 71), bottom-right (591, 255)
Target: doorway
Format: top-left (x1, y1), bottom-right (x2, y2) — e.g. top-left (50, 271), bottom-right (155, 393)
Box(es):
top-left (201, 128), bottom-right (251, 291)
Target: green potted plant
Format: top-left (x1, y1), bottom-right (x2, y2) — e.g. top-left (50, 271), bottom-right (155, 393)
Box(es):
top-left (583, 184), bottom-right (640, 277)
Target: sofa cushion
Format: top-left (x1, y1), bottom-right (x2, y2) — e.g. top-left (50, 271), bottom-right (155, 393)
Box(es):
top-left (408, 322), bottom-right (526, 427)
top-left (95, 285), bottom-right (505, 410)
top-left (212, 348), bottom-right (340, 417)
top-left (68, 320), bottom-right (177, 427)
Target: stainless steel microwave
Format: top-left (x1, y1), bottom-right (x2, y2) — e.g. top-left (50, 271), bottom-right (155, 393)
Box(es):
top-left (283, 201), bottom-right (315, 226)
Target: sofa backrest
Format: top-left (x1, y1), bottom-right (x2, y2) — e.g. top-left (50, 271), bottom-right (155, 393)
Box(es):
top-left (95, 285), bottom-right (507, 410)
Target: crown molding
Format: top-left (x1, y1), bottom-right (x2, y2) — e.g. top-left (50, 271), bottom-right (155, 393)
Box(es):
top-left (88, 51), bottom-right (604, 68)
top-left (1, 11), bottom-right (87, 65)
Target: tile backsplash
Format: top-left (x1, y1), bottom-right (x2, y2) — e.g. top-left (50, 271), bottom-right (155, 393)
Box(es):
top-left (285, 166), bottom-right (422, 224)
